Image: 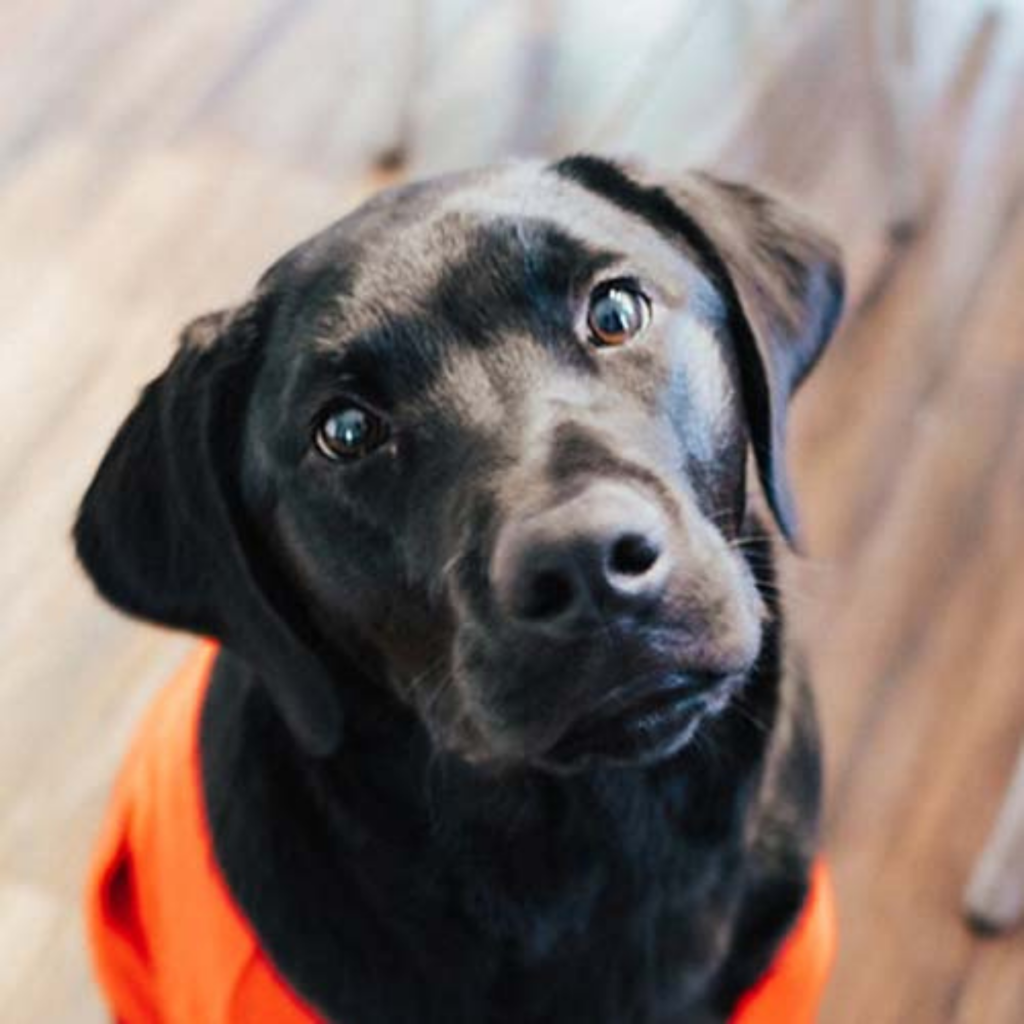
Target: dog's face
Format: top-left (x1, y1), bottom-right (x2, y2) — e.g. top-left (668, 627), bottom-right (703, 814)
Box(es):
top-left (76, 156), bottom-right (842, 771)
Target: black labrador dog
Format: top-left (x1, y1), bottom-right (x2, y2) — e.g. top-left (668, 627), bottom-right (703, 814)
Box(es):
top-left (76, 155), bottom-right (842, 1023)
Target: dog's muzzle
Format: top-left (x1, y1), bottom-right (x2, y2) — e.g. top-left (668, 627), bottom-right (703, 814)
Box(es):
top-left (483, 480), bottom-right (752, 770)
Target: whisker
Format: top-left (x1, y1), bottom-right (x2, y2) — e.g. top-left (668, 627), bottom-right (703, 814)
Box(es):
top-left (728, 693), bottom-right (772, 737)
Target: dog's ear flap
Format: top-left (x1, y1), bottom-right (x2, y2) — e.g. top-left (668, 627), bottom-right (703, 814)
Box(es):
top-left (669, 173), bottom-right (845, 545)
top-left (74, 304), bottom-right (342, 755)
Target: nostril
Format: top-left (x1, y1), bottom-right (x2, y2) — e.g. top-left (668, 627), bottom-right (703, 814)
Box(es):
top-left (608, 533), bottom-right (661, 578)
top-left (520, 569), bottom-right (576, 622)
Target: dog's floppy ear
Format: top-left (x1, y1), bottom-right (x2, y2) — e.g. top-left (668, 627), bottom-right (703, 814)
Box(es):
top-left (669, 173), bottom-right (844, 545)
top-left (74, 303), bottom-right (342, 755)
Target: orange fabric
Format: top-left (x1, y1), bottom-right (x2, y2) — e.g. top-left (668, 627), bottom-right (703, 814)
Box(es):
top-left (86, 643), bottom-right (836, 1023)
top-left (730, 862), bottom-right (837, 1024)
top-left (85, 642), bottom-right (316, 1024)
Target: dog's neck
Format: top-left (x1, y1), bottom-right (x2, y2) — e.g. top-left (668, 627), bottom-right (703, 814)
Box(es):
top-left (200, 603), bottom-right (783, 1024)
top-left (197, 521), bottom-right (790, 1023)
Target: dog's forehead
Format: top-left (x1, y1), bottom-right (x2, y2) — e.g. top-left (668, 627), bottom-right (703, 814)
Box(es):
top-left (269, 161), bottom-right (708, 340)
top-left (432, 162), bottom-right (697, 277)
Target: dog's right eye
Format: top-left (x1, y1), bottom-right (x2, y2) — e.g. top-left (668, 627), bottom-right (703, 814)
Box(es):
top-left (314, 404), bottom-right (390, 461)
top-left (587, 281), bottom-right (650, 347)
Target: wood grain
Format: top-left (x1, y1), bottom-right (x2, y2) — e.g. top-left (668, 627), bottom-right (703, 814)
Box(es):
top-left (1, 1), bottom-right (1022, 1021)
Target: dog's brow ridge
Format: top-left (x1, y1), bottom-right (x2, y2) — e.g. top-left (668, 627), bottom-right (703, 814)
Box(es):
top-left (551, 156), bottom-right (729, 296)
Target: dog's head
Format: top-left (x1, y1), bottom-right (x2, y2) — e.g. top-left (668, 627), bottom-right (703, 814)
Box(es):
top-left (75, 156), bottom-right (842, 771)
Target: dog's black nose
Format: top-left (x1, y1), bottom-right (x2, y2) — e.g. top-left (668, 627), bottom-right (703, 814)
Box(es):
top-left (492, 483), bottom-right (672, 634)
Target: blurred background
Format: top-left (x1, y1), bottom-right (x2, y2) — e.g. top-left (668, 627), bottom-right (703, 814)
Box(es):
top-left (2, 0), bottom-right (1023, 1020)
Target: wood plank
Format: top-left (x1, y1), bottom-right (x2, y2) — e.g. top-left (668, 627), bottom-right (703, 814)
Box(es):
top-left (803, 129), bottom-right (1024, 1022)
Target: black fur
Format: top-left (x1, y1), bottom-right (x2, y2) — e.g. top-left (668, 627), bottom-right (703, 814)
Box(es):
top-left (200, 532), bottom-right (817, 1023)
top-left (75, 156), bottom-right (843, 1022)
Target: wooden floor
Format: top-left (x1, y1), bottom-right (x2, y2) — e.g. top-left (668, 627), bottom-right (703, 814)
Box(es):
top-left (2, 1), bottom-right (1023, 1020)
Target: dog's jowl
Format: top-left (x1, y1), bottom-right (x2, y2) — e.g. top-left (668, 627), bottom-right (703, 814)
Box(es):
top-left (76, 156), bottom-right (843, 1024)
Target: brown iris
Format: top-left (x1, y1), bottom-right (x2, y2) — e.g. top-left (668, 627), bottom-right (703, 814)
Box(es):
top-left (586, 282), bottom-right (650, 347)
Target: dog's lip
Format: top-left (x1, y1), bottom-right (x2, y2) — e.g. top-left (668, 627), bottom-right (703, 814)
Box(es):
top-left (544, 671), bottom-right (739, 767)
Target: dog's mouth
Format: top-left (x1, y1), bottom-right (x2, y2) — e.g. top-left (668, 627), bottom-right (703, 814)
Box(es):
top-left (539, 671), bottom-right (745, 772)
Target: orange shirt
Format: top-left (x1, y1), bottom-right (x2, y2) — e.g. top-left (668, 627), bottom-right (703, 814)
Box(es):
top-left (86, 643), bottom-right (836, 1023)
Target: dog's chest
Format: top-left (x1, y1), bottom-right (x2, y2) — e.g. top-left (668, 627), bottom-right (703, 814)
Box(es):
top-left (202, 658), bottom-right (762, 1024)
top-left (429, 782), bottom-right (749, 1022)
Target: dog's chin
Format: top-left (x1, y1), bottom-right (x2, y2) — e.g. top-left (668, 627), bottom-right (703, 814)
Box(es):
top-left (442, 622), bottom-right (760, 773)
top-left (532, 671), bottom-right (748, 775)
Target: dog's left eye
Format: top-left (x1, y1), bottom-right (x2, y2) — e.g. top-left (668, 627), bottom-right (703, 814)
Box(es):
top-left (314, 404), bottom-right (390, 461)
top-left (587, 282), bottom-right (650, 347)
